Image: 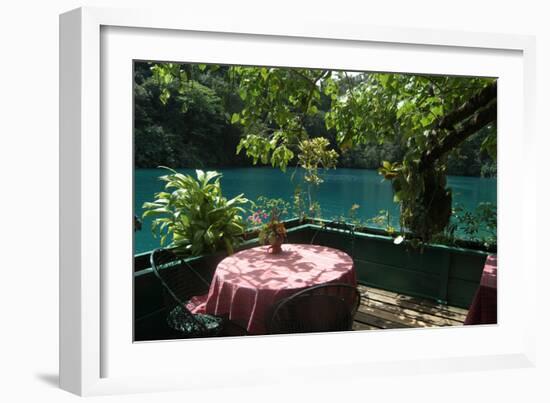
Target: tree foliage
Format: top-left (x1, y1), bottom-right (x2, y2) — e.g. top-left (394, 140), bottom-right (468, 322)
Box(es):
top-left (226, 67), bottom-right (497, 242)
top-left (136, 61), bottom-right (497, 244)
top-left (134, 63), bottom-right (245, 168)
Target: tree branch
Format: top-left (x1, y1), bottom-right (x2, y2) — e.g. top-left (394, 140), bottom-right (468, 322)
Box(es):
top-left (420, 99), bottom-right (497, 170)
top-left (437, 81), bottom-right (497, 130)
top-left (290, 69), bottom-right (329, 89)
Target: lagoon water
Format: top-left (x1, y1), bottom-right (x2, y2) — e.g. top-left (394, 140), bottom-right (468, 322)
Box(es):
top-left (134, 167), bottom-right (496, 254)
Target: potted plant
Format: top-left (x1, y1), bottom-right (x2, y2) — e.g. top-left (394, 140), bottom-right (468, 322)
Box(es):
top-left (258, 209), bottom-right (287, 254)
top-left (142, 168), bottom-right (249, 256)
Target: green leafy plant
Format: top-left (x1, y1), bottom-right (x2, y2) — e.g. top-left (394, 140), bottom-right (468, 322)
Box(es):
top-left (292, 185), bottom-right (308, 221)
top-left (292, 185), bottom-right (322, 221)
top-left (347, 204), bottom-right (362, 227)
top-left (142, 168), bottom-right (249, 256)
top-left (331, 203), bottom-right (361, 227)
top-left (291, 137), bottom-right (337, 220)
top-left (297, 137), bottom-right (339, 185)
top-left (378, 158), bottom-right (453, 245)
top-left (250, 196), bottom-right (291, 222)
top-left (367, 209), bottom-right (397, 235)
top-left (431, 202), bottom-right (497, 250)
top-left (454, 202), bottom-right (497, 247)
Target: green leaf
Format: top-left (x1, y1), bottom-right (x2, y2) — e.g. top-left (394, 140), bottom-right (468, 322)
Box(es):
top-left (238, 88), bottom-right (247, 100)
top-left (195, 169), bottom-right (205, 182)
top-left (159, 88), bottom-right (170, 105)
top-left (378, 74), bottom-right (389, 86)
top-left (420, 116), bottom-right (433, 127)
top-left (203, 171), bottom-right (221, 184)
top-left (430, 105), bottom-right (443, 116)
top-left (393, 190), bottom-right (405, 203)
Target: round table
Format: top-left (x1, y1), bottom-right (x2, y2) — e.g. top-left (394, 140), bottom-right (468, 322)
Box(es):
top-left (188, 243), bottom-right (356, 334)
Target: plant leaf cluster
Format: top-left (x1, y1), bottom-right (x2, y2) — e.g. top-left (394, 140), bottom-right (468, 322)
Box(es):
top-left (142, 168), bottom-right (249, 256)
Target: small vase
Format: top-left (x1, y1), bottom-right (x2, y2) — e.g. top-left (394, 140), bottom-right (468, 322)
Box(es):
top-left (268, 237), bottom-right (284, 254)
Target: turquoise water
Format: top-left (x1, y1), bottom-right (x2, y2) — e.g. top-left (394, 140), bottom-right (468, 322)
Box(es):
top-left (134, 167), bottom-right (497, 254)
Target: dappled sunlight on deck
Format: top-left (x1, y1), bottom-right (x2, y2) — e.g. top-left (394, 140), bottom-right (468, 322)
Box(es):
top-left (353, 285), bottom-right (467, 331)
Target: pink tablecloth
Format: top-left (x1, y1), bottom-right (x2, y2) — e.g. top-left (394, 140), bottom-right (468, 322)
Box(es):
top-left (188, 243), bottom-right (356, 334)
top-left (464, 254), bottom-right (497, 325)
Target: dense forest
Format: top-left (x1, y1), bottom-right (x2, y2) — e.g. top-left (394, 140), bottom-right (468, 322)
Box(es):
top-left (134, 62), bottom-right (496, 177)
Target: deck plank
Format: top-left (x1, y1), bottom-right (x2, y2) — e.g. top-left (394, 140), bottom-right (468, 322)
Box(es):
top-left (353, 285), bottom-right (467, 331)
top-left (360, 289), bottom-right (466, 323)
top-left (359, 303), bottom-right (438, 328)
top-left (362, 298), bottom-right (463, 327)
top-left (359, 285), bottom-right (469, 316)
top-left (364, 291), bottom-right (467, 322)
top-left (354, 311), bottom-right (408, 329)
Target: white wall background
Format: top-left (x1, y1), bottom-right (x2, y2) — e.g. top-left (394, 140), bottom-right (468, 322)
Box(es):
top-left (0, 1), bottom-right (548, 401)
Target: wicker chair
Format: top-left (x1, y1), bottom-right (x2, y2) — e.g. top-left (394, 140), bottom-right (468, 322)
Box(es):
top-left (266, 283), bottom-right (361, 334)
top-left (150, 248), bottom-right (223, 338)
top-left (310, 220), bottom-right (356, 259)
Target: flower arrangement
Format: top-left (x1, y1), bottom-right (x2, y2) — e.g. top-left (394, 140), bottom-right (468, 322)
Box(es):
top-left (247, 209), bottom-right (269, 226)
top-left (258, 209), bottom-right (287, 254)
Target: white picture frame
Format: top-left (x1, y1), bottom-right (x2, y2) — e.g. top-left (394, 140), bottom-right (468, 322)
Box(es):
top-left (59, 6), bottom-right (537, 396)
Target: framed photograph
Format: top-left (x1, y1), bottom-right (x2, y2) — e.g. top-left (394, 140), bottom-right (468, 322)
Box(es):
top-left (60, 6), bottom-right (536, 396)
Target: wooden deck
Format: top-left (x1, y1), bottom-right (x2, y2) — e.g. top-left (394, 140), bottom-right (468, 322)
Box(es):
top-left (353, 284), bottom-right (468, 330)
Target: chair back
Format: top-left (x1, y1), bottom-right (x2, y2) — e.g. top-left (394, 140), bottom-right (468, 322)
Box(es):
top-left (149, 248), bottom-right (210, 312)
top-left (267, 283), bottom-right (361, 334)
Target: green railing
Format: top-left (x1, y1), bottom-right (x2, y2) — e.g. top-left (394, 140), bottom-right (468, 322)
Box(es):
top-left (304, 221), bottom-right (488, 307)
